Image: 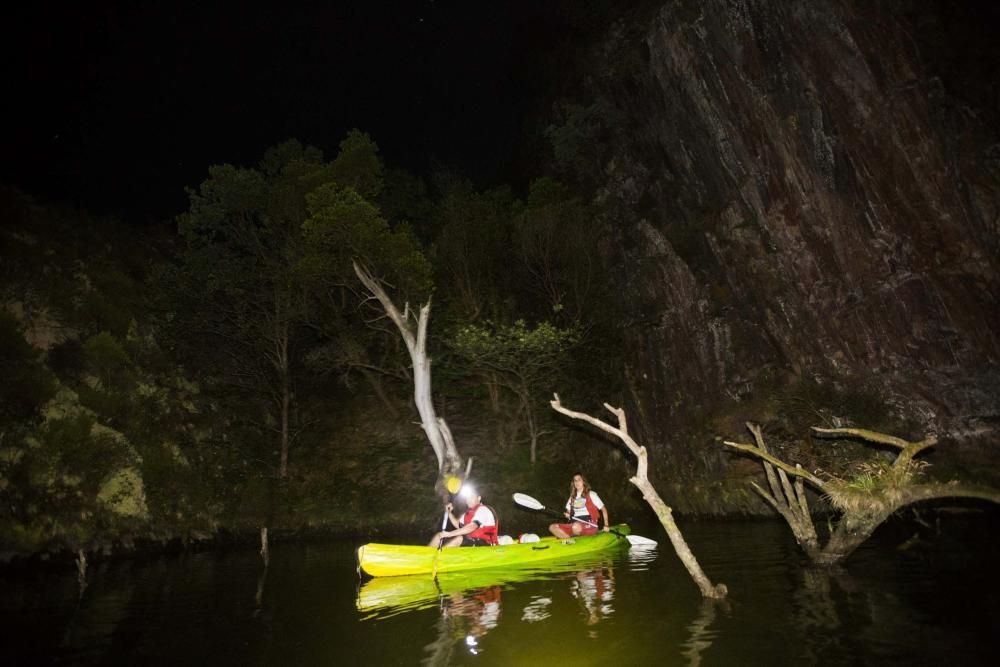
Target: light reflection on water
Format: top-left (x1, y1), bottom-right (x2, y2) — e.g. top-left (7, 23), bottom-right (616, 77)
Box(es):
top-left (357, 552), bottom-right (629, 662)
top-left (413, 559), bottom-right (623, 664)
top-left (2, 514), bottom-right (997, 665)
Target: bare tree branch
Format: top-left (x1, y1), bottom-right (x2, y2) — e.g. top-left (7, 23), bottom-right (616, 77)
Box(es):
top-left (723, 440), bottom-right (826, 488)
top-left (550, 393), bottom-right (726, 599)
top-left (354, 261), bottom-right (464, 488)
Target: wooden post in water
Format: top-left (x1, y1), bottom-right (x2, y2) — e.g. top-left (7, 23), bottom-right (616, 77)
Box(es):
top-left (259, 527), bottom-right (270, 567)
top-left (76, 548), bottom-right (88, 597)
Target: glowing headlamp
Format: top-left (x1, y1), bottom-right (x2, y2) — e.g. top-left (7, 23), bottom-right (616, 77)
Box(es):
top-left (459, 484), bottom-right (477, 500)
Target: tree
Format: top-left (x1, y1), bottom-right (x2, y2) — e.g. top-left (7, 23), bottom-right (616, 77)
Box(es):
top-left (450, 320), bottom-right (579, 462)
top-left (297, 175), bottom-right (432, 414)
top-left (169, 132), bottom-right (420, 479)
top-left (173, 159), bottom-right (307, 479)
top-left (353, 262), bottom-right (466, 496)
top-left (0, 311), bottom-right (57, 421)
top-left (330, 129), bottom-right (384, 200)
top-left (433, 183), bottom-right (519, 322)
top-left (724, 423), bottom-right (1000, 565)
top-left (515, 178), bottom-right (602, 323)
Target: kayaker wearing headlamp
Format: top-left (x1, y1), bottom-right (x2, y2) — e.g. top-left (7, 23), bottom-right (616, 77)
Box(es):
top-left (427, 483), bottom-right (498, 548)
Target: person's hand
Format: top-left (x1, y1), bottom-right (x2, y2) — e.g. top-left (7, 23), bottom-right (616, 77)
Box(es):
top-left (445, 502), bottom-right (453, 513)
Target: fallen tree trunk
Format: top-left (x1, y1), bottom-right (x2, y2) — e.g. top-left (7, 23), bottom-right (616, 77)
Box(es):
top-left (551, 394), bottom-right (727, 599)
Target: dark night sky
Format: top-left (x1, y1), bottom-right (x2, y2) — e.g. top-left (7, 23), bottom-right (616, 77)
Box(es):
top-left (4, 2), bottom-right (996, 223)
top-left (2, 1), bottom-right (608, 220)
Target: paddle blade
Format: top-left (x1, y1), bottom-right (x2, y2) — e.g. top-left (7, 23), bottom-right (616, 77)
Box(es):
top-left (627, 535), bottom-right (658, 548)
top-left (512, 492), bottom-right (545, 511)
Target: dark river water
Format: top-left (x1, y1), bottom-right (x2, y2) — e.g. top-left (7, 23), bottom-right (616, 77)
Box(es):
top-left (3, 513), bottom-right (997, 665)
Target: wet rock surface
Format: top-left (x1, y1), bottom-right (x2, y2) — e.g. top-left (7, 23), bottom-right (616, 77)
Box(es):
top-left (580, 1), bottom-right (999, 473)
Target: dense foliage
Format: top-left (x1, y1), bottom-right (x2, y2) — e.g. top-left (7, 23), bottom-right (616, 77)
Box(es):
top-left (0, 126), bottom-right (626, 560)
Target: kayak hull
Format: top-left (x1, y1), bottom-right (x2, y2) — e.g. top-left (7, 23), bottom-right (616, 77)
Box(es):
top-left (357, 524), bottom-right (631, 577)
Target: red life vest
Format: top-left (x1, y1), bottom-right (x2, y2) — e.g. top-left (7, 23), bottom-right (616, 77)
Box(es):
top-left (462, 504), bottom-right (498, 545)
top-left (569, 492), bottom-right (600, 525)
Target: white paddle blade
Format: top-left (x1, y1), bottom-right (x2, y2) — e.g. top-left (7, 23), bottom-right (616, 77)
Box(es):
top-left (627, 535), bottom-right (658, 548)
top-left (512, 492), bottom-right (545, 511)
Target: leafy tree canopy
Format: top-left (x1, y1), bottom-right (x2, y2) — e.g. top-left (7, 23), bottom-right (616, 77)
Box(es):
top-left (450, 319), bottom-right (580, 389)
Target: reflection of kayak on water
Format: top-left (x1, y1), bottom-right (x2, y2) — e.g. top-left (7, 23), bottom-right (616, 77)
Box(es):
top-left (357, 554), bottom-right (622, 619)
top-left (356, 524), bottom-right (632, 577)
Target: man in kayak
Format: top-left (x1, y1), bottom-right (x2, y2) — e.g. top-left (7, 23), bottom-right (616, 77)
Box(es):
top-left (427, 483), bottom-right (498, 548)
top-left (549, 473), bottom-right (610, 539)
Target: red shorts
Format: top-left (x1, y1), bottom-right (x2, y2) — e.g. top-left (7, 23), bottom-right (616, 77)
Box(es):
top-left (556, 523), bottom-right (598, 536)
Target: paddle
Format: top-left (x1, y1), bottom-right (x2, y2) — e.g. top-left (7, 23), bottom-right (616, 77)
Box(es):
top-left (513, 492), bottom-right (658, 547)
top-left (431, 508), bottom-right (448, 577)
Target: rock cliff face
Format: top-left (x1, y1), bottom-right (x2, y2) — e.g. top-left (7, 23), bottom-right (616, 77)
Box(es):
top-left (580, 1), bottom-right (999, 474)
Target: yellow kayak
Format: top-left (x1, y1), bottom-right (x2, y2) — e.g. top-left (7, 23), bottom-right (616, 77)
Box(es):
top-left (356, 524), bottom-right (631, 577)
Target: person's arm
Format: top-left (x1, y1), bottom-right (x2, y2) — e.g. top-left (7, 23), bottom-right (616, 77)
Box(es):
top-left (443, 521), bottom-right (478, 538)
top-left (591, 491), bottom-right (610, 531)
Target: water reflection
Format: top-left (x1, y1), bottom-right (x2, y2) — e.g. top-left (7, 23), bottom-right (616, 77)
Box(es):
top-left (5, 517), bottom-right (995, 665)
top-left (422, 584), bottom-right (503, 663)
top-left (520, 593), bottom-right (552, 622)
top-left (357, 553), bottom-right (639, 661)
top-left (254, 564), bottom-right (268, 615)
top-left (790, 566), bottom-right (864, 663)
top-left (681, 598), bottom-right (729, 667)
top-left (356, 554), bottom-right (629, 621)
top-left (570, 566), bottom-right (614, 634)
top-left (626, 543), bottom-right (659, 569)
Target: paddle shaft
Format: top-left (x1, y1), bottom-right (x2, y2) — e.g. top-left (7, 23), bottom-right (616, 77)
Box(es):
top-left (436, 504), bottom-right (454, 550)
top-left (432, 504), bottom-right (453, 576)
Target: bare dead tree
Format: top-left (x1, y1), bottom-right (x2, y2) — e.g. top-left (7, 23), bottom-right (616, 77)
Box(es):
top-left (354, 261), bottom-right (466, 491)
top-left (724, 423), bottom-right (1000, 565)
top-left (551, 394), bottom-right (727, 599)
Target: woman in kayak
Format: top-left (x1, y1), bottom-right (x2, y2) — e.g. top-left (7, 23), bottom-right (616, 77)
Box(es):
top-left (549, 473), bottom-right (610, 539)
top-left (427, 483), bottom-right (498, 548)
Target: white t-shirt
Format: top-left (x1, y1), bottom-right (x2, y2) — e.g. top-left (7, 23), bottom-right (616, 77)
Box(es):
top-left (566, 491), bottom-right (604, 519)
top-left (463, 505), bottom-right (496, 527)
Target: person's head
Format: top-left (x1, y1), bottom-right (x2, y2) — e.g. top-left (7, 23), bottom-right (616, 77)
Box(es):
top-left (569, 473), bottom-right (591, 498)
top-left (459, 482), bottom-right (483, 507)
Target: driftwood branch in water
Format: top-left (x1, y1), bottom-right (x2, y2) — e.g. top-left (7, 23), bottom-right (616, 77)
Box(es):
top-left (551, 393), bottom-right (727, 599)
